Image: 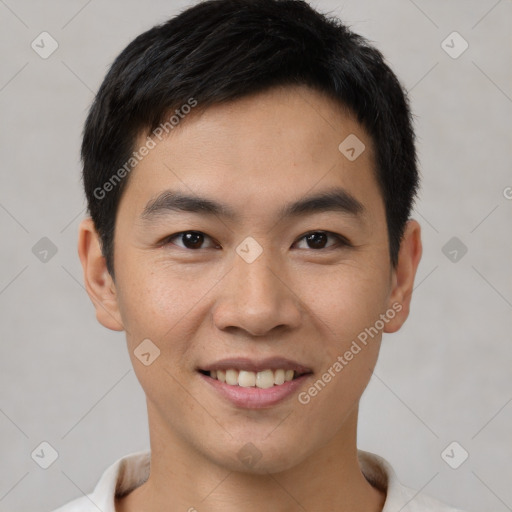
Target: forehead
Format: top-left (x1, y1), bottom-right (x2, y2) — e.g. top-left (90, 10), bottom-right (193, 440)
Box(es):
top-left (119, 85), bottom-right (383, 225)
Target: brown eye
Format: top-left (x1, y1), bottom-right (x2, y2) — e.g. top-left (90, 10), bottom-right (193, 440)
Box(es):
top-left (305, 232), bottom-right (329, 249)
top-left (294, 231), bottom-right (350, 250)
top-left (164, 231), bottom-right (219, 250)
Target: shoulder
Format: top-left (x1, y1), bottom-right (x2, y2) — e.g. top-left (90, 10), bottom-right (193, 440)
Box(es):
top-left (49, 451), bottom-right (151, 512)
top-left (51, 496), bottom-right (92, 512)
top-left (357, 449), bottom-right (467, 512)
top-left (395, 482), bottom-right (467, 512)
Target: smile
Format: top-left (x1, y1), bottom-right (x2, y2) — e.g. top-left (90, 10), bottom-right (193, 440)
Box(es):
top-left (197, 358), bottom-right (313, 408)
top-left (199, 368), bottom-right (305, 388)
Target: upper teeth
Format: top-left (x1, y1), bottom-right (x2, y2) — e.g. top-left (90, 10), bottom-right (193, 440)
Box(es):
top-left (209, 369), bottom-right (295, 388)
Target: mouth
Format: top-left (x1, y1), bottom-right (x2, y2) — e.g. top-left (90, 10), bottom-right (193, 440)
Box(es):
top-left (197, 357), bottom-right (313, 392)
top-left (198, 360), bottom-right (313, 409)
top-left (198, 368), bottom-right (310, 388)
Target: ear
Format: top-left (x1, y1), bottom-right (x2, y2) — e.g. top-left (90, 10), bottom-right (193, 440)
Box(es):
top-left (384, 219), bottom-right (422, 333)
top-left (77, 217), bottom-right (124, 331)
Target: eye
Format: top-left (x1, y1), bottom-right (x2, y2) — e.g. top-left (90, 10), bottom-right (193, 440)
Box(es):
top-left (161, 230), bottom-right (350, 251)
top-left (294, 231), bottom-right (351, 250)
top-left (163, 231), bottom-right (220, 250)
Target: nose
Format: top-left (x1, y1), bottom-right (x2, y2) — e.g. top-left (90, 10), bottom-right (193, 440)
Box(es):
top-left (212, 248), bottom-right (302, 337)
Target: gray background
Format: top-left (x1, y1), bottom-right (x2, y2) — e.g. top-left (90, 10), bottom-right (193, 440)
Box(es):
top-left (0, 0), bottom-right (511, 510)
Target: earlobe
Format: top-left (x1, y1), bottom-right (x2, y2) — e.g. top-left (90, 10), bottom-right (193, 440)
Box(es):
top-left (77, 218), bottom-right (124, 332)
top-left (384, 219), bottom-right (422, 333)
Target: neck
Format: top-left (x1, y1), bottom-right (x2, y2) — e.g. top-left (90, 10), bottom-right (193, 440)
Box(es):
top-left (116, 403), bottom-right (385, 512)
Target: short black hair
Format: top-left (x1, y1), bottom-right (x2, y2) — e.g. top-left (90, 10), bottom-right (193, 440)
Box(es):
top-left (81, 0), bottom-right (419, 278)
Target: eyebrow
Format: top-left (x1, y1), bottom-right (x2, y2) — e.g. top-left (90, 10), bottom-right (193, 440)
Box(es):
top-left (140, 187), bottom-right (365, 223)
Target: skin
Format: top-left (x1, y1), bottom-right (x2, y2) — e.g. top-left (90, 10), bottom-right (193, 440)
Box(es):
top-left (78, 85), bottom-right (422, 512)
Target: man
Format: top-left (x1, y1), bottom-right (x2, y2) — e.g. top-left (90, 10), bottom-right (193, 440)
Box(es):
top-left (54, 0), bottom-right (466, 510)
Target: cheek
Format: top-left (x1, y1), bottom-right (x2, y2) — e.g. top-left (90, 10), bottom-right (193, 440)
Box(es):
top-left (296, 258), bottom-right (389, 403)
top-left (114, 263), bottom-right (206, 408)
top-left (114, 257), bottom-right (223, 351)
top-left (301, 259), bottom-right (391, 340)
top-left (293, 266), bottom-right (387, 441)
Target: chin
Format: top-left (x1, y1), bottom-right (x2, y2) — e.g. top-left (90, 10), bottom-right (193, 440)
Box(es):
top-left (208, 436), bottom-right (312, 475)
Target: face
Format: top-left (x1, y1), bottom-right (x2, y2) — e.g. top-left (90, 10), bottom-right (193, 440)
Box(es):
top-left (80, 85), bottom-right (420, 474)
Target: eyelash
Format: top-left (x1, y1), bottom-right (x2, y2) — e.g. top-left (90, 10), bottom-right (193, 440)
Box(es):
top-left (160, 230), bottom-right (352, 251)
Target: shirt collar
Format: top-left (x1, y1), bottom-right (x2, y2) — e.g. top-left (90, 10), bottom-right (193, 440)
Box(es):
top-left (82, 449), bottom-right (460, 512)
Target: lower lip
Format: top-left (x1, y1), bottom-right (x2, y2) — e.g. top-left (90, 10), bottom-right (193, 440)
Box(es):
top-left (199, 373), bottom-right (312, 409)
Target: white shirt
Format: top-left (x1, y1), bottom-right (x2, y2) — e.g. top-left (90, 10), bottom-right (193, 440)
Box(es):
top-left (52, 450), bottom-right (466, 511)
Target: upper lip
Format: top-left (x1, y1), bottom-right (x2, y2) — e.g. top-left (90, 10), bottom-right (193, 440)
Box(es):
top-left (198, 357), bottom-right (313, 375)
